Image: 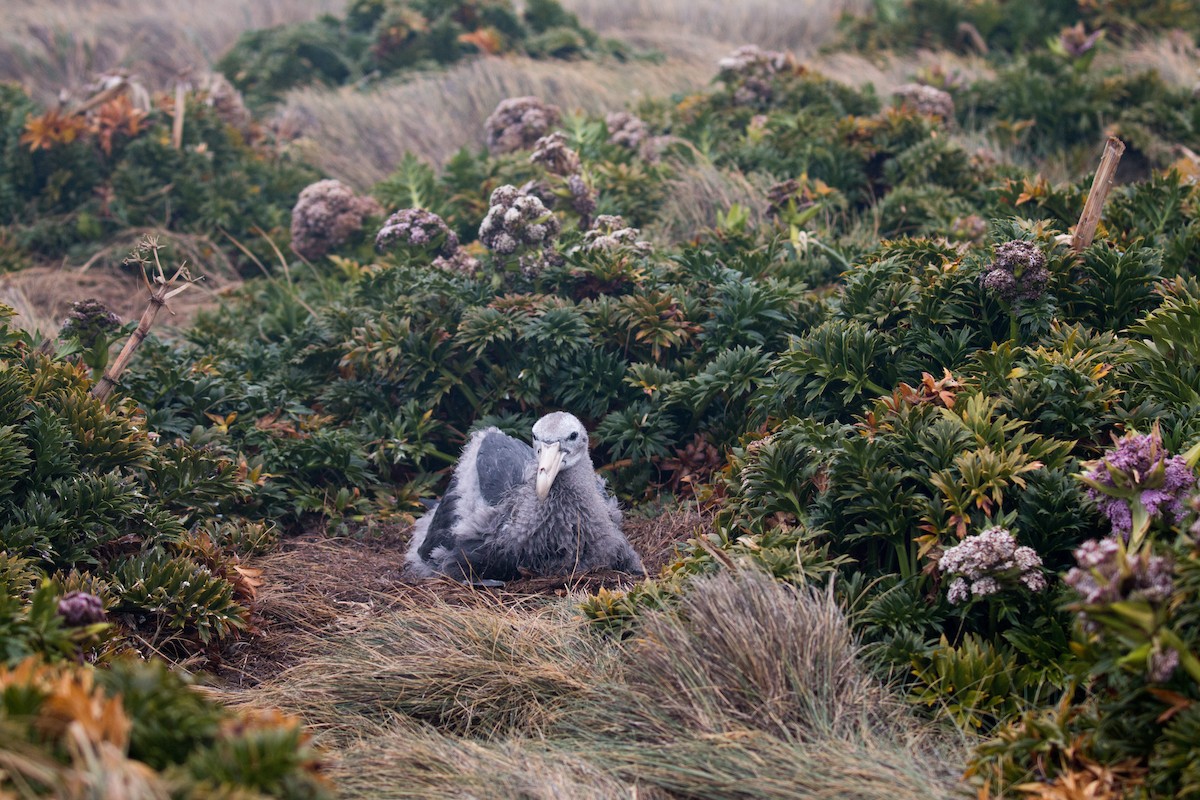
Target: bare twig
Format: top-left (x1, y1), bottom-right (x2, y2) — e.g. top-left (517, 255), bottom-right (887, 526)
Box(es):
top-left (1072, 137), bottom-right (1126, 253)
top-left (90, 237), bottom-right (200, 401)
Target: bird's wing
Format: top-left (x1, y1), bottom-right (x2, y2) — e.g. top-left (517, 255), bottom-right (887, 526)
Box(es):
top-left (474, 428), bottom-right (535, 505)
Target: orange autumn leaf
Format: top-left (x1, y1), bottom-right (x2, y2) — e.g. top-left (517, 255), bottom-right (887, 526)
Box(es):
top-left (459, 26), bottom-right (504, 54)
top-left (20, 109), bottom-right (88, 152)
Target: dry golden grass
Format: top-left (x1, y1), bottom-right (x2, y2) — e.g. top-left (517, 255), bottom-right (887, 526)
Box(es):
top-left (227, 566), bottom-right (968, 800)
top-left (281, 53), bottom-right (721, 188)
top-left (0, 0), bottom-right (341, 103)
top-left (566, 0), bottom-right (869, 55)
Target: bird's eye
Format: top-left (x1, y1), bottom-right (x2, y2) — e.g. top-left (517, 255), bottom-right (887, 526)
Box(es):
top-left (568, 431), bottom-right (579, 441)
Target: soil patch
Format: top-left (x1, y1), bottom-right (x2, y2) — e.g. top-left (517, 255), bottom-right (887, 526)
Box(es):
top-left (0, 264), bottom-right (236, 336)
top-left (220, 507), bottom-right (708, 687)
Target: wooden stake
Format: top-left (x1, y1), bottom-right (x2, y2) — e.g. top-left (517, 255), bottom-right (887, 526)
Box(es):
top-left (1072, 137), bottom-right (1125, 253)
top-left (172, 82), bottom-right (186, 150)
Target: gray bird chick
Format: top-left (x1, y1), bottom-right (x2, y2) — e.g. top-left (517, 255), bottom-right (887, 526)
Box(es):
top-left (406, 412), bottom-right (645, 584)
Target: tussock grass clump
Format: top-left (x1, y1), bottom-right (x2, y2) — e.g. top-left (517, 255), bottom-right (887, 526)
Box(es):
top-left (334, 727), bottom-right (655, 800)
top-left (238, 565), bottom-right (967, 799)
top-left (627, 570), bottom-right (896, 741)
top-left (247, 595), bottom-right (616, 741)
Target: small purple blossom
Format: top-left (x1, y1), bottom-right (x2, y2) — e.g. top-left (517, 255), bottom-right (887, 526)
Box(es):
top-left (375, 208), bottom-right (460, 258)
top-left (57, 591), bottom-right (106, 626)
top-left (60, 299), bottom-right (121, 349)
top-left (1148, 643), bottom-right (1180, 682)
top-left (979, 239), bottom-right (1049, 302)
top-left (938, 526), bottom-right (1046, 604)
top-left (1059, 23), bottom-right (1103, 58)
top-left (566, 173), bottom-right (596, 226)
top-left (485, 97), bottom-right (562, 155)
top-left (578, 215), bottom-right (651, 253)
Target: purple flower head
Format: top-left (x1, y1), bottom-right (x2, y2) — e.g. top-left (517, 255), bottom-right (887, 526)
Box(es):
top-left (375, 208), bottom-right (460, 258)
top-left (894, 83), bottom-right (955, 121)
top-left (606, 111), bottom-right (649, 150)
top-left (61, 299), bottom-right (121, 349)
top-left (938, 526), bottom-right (1045, 604)
top-left (1081, 429), bottom-right (1197, 538)
top-left (478, 185), bottom-right (561, 264)
top-left (530, 132), bottom-right (581, 177)
top-left (579, 215), bottom-right (651, 254)
top-left (290, 180), bottom-right (383, 261)
top-left (57, 591), bottom-right (106, 626)
top-left (1063, 537), bottom-right (1174, 609)
top-left (485, 97), bottom-right (562, 155)
top-left (1059, 23), bottom-right (1103, 58)
top-left (979, 239), bottom-right (1048, 302)
top-left (1148, 643), bottom-right (1179, 683)
top-left (566, 174), bottom-right (596, 225)
top-left (717, 45), bottom-right (795, 106)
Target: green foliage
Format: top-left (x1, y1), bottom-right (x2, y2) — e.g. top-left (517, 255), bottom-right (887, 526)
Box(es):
top-left (0, 656), bottom-right (330, 799)
top-left (0, 85), bottom-right (315, 271)
top-left (0, 310), bottom-right (254, 666)
top-left (218, 0), bottom-right (617, 106)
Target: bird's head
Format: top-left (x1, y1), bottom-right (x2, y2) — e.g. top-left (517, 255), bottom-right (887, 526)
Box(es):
top-left (531, 412), bottom-right (589, 500)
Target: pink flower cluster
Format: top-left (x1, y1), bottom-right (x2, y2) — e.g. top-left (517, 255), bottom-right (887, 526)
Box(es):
top-left (580, 215), bottom-right (650, 253)
top-left (979, 239), bottom-right (1049, 303)
top-left (938, 526), bottom-right (1046, 604)
top-left (485, 97), bottom-right (562, 155)
top-left (717, 45), bottom-right (795, 106)
top-left (290, 180), bottom-right (382, 260)
top-left (375, 207), bottom-right (479, 274)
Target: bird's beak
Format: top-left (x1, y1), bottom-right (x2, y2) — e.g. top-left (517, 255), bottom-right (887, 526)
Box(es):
top-left (535, 442), bottom-right (563, 501)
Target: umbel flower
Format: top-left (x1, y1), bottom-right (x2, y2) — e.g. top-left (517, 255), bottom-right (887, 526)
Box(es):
top-left (479, 184), bottom-right (561, 257)
top-left (1079, 426), bottom-right (1198, 546)
top-left (485, 97), bottom-right (562, 155)
top-left (376, 208), bottom-right (460, 258)
top-left (290, 179), bottom-right (382, 261)
top-left (57, 591), bottom-right (106, 626)
top-left (894, 83), bottom-right (955, 122)
top-left (606, 111), bottom-right (649, 150)
top-left (579, 215), bottom-right (650, 253)
top-left (717, 44), bottom-right (795, 106)
top-left (1063, 536), bottom-right (1186, 682)
top-left (60, 299), bottom-right (121, 349)
top-left (938, 526), bottom-right (1046, 605)
top-left (979, 239), bottom-right (1050, 303)
top-left (530, 132), bottom-right (581, 177)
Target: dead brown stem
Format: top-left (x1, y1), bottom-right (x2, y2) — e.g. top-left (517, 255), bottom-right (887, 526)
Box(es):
top-left (1072, 137), bottom-right (1126, 252)
top-left (90, 240), bottom-right (197, 402)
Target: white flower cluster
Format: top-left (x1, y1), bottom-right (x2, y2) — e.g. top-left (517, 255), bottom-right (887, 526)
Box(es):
top-left (894, 83), bottom-right (956, 121)
top-left (579, 215), bottom-right (650, 253)
top-left (938, 527), bottom-right (1046, 605)
top-left (478, 185), bottom-right (561, 256)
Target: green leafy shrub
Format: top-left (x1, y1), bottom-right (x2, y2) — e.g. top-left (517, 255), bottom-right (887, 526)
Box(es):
top-left (0, 656), bottom-right (329, 799)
